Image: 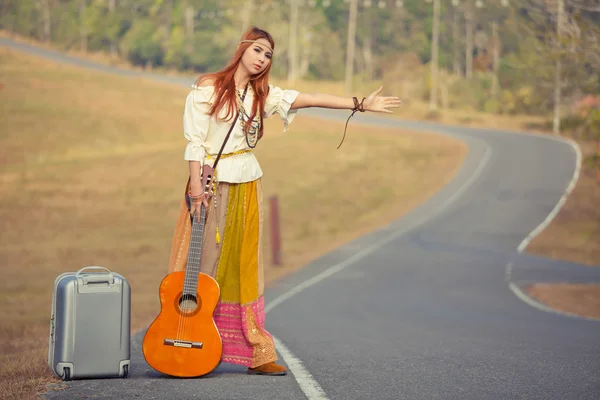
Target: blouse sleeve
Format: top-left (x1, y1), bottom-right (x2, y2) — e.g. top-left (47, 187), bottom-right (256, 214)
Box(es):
top-left (263, 85), bottom-right (300, 132)
top-left (183, 87), bottom-right (213, 162)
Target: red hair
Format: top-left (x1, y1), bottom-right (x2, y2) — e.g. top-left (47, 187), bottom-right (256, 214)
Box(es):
top-left (194, 27), bottom-right (275, 140)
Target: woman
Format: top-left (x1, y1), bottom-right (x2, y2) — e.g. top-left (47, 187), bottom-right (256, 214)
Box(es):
top-left (167, 27), bottom-right (401, 376)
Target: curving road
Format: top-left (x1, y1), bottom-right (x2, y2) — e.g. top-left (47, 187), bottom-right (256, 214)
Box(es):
top-left (3, 39), bottom-right (598, 400)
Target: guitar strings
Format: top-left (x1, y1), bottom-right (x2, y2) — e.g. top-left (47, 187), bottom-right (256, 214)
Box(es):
top-left (177, 209), bottom-right (196, 340)
top-left (179, 209), bottom-right (195, 341)
top-left (177, 209), bottom-right (193, 341)
top-left (179, 204), bottom-right (206, 341)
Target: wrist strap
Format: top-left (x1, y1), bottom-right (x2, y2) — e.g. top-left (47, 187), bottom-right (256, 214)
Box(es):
top-left (337, 96), bottom-right (366, 149)
top-left (352, 96), bottom-right (365, 112)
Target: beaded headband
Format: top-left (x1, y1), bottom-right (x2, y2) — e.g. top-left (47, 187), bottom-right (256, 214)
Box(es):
top-left (240, 40), bottom-right (274, 54)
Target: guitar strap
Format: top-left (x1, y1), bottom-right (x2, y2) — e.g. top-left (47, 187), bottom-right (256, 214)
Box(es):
top-left (196, 84), bottom-right (249, 245)
top-left (210, 83), bottom-right (249, 171)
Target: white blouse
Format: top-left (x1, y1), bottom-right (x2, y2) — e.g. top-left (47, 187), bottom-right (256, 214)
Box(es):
top-left (183, 84), bottom-right (300, 183)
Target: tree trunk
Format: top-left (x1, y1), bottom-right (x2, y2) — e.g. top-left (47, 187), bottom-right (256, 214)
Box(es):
top-left (429, 0), bottom-right (441, 111)
top-left (184, 4), bottom-right (194, 38)
top-left (184, 0), bottom-right (194, 54)
top-left (453, 6), bottom-right (461, 76)
top-left (108, 0), bottom-right (117, 56)
top-left (39, 0), bottom-right (51, 42)
top-left (345, 0), bottom-right (358, 94)
top-left (241, 0), bottom-right (254, 34)
top-left (362, 9), bottom-right (374, 81)
top-left (465, 0), bottom-right (474, 79)
top-left (553, 0), bottom-right (564, 136)
top-left (2, 0), bottom-right (14, 34)
top-left (160, 0), bottom-right (172, 50)
top-left (491, 21), bottom-right (499, 98)
top-left (80, 0), bottom-right (87, 53)
top-left (288, 0), bottom-right (299, 83)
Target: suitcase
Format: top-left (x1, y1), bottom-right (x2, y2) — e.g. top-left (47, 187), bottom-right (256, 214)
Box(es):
top-left (48, 266), bottom-right (131, 380)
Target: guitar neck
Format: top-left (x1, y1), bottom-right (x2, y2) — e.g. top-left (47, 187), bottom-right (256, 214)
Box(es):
top-left (184, 205), bottom-right (206, 296)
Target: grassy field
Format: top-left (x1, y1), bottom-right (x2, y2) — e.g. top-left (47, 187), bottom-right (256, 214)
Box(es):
top-left (0, 48), bottom-right (466, 399)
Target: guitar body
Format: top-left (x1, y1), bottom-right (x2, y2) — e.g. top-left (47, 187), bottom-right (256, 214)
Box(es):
top-left (142, 271), bottom-right (222, 378)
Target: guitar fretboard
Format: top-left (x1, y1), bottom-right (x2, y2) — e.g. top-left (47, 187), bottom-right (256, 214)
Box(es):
top-left (183, 205), bottom-right (206, 296)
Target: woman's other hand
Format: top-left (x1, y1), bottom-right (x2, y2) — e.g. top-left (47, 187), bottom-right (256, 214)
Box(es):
top-left (363, 86), bottom-right (402, 114)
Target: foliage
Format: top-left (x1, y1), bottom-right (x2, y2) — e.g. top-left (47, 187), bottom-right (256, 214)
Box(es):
top-left (121, 20), bottom-right (164, 67)
top-left (0, 0), bottom-right (598, 123)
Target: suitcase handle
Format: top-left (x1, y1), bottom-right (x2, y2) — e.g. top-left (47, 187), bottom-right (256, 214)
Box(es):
top-left (76, 266), bottom-right (114, 284)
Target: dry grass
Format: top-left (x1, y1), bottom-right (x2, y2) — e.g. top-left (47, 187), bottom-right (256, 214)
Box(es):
top-left (0, 48), bottom-right (465, 399)
top-left (527, 142), bottom-right (600, 266)
top-left (525, 141), bottom-right (600, 320)
top-left (527, 283), bottom-right (600, 320)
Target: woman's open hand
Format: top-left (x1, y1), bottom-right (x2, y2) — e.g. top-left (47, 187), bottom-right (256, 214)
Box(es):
top-left (363, 86), bottom-right (402, 114)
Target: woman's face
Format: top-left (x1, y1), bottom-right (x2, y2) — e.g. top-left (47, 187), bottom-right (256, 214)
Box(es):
top-left (240, 38), bottom-right (273, 76)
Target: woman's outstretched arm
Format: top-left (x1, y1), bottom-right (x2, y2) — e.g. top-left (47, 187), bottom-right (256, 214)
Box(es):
top-left (290, 86), bottom-right (402, 114)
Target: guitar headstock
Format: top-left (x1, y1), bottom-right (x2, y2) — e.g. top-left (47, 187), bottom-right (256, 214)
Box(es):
top-left (201, 164), bottom-right (215, 198)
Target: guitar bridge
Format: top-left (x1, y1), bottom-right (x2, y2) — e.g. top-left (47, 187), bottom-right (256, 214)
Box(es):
top-left (164, 339), bottom-right (203, 349)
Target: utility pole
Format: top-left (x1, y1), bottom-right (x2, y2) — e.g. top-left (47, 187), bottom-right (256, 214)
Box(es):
top-left (429, 0), bottom-right (441, 111)
top-left (345, 0), bottom-right (358, 94)
top-left (553, 0), bottom-right (564, 136)
top-left (465, 0), bottom-right (474, 78)
top-left (288, 0), bottom-right (299, 83)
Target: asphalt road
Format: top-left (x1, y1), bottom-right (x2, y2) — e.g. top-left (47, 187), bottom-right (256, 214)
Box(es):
top-left (3, 38), bottom-right (599, 400)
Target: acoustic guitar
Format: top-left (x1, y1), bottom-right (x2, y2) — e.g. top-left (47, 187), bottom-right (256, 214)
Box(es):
top-left (142, 166), bottom-right (222, 378)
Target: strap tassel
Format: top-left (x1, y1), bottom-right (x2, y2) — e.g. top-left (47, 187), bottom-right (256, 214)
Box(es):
top-left (215, 226), bottom-right (221, 244)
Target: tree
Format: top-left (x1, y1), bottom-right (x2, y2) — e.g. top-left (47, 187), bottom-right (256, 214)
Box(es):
top-left (513, 0), bottom-right (600, 133)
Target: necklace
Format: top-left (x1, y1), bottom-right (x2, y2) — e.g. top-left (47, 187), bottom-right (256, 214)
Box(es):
top-left (235, 84), bottom-right (260, 149)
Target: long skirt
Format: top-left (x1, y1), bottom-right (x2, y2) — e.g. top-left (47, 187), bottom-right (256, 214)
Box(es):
top-left (167, 179), bottom-right (277, 368)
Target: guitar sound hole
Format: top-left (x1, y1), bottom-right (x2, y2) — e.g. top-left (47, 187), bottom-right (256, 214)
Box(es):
top-left (175, 294), bottom-right (202, 317)
top-left (179, 294), bottom-right (197, 313)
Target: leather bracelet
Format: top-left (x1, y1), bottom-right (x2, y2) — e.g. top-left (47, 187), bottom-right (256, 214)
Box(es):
top-left (352, 96), bottom-right (366, 112)
top-left (188, 192), bottom-right (207, 203)
top-left (337, 96), bottom-right (366, 149)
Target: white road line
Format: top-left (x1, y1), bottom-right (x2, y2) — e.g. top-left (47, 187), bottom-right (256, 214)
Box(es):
top-left (505, 262), bottom-right (513, 282)
top-left (508, 282), bottom-right (599, 322)
top-left (267, 142), bottom-right (491, 400)
top-left (272, 336), bottom-right (329, 400)
top-left (506, 135), bottom-right (588, 319)
top-left (516, 137), bottom-right (582, 253)
top-left (508, 282), bottom-right (564, 314)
